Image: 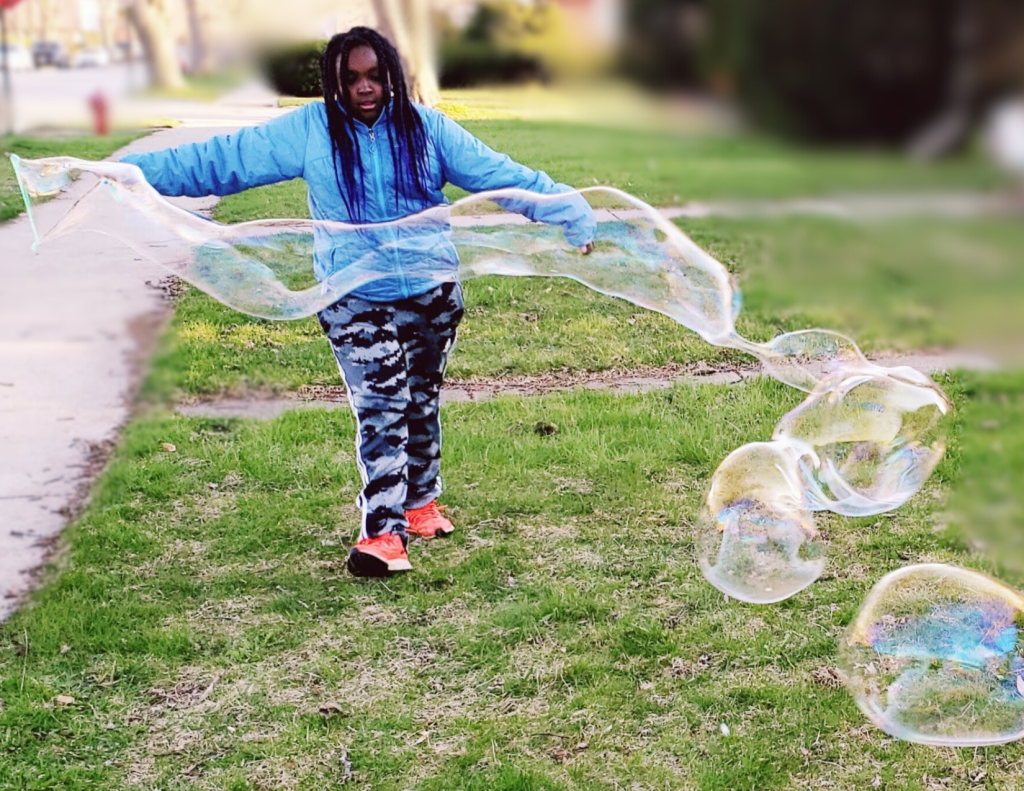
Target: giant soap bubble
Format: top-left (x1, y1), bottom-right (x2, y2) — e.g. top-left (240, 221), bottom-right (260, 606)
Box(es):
top-left (840, 564), bottom-right (1024, 746)
top-left (696, 363), bottom-right (953, 602)
top-left (696, 439), bottom-right (825, 603)
top-left (775, 364), bottom-right (953, 518)
top-left (9, 155), bottom-right (866, 390)
top-left (10, 155), bottom-right (954, 605)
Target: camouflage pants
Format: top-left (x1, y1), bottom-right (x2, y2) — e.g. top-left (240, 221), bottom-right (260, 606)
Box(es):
top-left (318, 281), bottom-right (464, 540)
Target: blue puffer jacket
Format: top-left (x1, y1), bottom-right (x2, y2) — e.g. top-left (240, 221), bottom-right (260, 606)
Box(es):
top-left (121, 101), bottom-right (596, 301)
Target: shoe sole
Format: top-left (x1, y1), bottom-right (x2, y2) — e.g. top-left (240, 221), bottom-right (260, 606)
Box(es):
top-left (408, 525), bottom-right (455, 539)
top-left (347, 549), bottom-right (412, 577)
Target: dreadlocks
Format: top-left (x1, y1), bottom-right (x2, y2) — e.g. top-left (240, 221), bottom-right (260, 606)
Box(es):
top-left (320, 27), bottom-right (430, 221)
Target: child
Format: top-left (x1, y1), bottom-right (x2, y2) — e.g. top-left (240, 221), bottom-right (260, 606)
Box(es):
top-left (121, 27), bottom-right (596, 577)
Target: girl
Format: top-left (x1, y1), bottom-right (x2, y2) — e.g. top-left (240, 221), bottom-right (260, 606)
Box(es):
top-left (121, 27), bottom-right (596, 577)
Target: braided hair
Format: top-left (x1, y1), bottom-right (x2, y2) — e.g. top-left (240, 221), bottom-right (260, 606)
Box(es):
top-left (320, 27), bottom-right (430, 220)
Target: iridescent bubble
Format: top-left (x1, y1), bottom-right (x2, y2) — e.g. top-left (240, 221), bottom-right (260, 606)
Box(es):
top-left (774, 365), bottom-right (953, 517)
top-left (746, 329), bottom-right (869, 393)
top-left (840, 564), bottom-right (1024, 746)
top-left (696, 439), bottom-right (825, 603)
top-left (10, 155), bottom-right (745, 348)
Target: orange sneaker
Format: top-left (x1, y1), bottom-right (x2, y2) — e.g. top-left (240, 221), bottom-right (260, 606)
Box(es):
top-left (405, 501), bottom-right (455, 539)
top-left (347, 533), bottom-right (412, 577)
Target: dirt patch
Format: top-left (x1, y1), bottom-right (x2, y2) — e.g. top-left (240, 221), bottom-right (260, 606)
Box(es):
top-left (176, 360), bottom-right (759, 420)
top-left (302, 359), bottom-right (755, 401)
top-left (175, 349), bottom-right (995, 421)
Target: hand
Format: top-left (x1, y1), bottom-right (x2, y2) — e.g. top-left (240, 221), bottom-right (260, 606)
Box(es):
top-left (579, 242), bottom-right (594, 255)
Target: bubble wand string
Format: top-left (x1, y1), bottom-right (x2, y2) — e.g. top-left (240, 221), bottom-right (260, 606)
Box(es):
top-left (7, 153), bottom-right (41, 251)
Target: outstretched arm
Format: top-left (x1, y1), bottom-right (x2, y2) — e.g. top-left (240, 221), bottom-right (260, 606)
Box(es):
top-left (120, 106), bottom-right (312, 198)
top-left (432, 112), bottom-right (596, 250)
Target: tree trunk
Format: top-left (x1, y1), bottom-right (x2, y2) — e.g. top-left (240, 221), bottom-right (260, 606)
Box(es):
top-left (99, 0), bottom-right (117, 51)
top-left (371, 0), bottom-right (440, 106)
top-left (183, 0), bottom-right (213, 75)
top-left (125, 0), bottom-right (185, 90)
top-left (30, 0), bottom-right (44, 42)
top-left (404, 0), bottom-right (440, 106)
top-left (39, 0), bottom-right (56, 42)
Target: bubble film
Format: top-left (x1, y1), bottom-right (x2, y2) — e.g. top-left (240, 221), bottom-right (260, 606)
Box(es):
top-left (10, 155), bottom-right (954, 605)
top-left (774, 365), bottom-right (953, 517)
top-left (696, 440), bottom-right (825, 603)
top-left (10, 155), bottom-right (743, 349)
top-left (840, 564), bottom-right (1024, 746)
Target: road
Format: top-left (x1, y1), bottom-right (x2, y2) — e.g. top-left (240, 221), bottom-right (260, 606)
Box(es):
top-left (2, 62), bottom-right (281, 132)
top-left (2, 62), bottom-right (140, 132)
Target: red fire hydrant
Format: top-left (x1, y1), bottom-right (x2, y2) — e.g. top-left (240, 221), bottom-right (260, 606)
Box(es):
top-left (88, 91), bottom-right (109, 136)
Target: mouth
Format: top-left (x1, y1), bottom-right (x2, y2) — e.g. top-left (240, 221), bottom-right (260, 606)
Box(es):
top-left (358, 100), bottom-right (378, 112)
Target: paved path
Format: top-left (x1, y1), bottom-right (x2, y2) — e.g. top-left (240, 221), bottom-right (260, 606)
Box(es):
top-left (0, 95), bottom-right (288, 620)
top-left (5, 66), bottom-right (284, 133)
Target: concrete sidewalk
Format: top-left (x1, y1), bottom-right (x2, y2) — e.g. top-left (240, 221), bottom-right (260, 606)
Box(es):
top-left (0, 110), bottom-right (286, 621)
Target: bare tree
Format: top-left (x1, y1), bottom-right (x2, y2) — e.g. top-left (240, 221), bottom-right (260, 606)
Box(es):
top-left (183, 0), bottom-right (213, 74)
top-left (372, 0), bottom-right (440, 106)
top-left (124, 0), bottom-right (185, 90)
top-left (98, 0), bottom-right (119, 51)
top-left (32, 0), bottom-right (57, 42)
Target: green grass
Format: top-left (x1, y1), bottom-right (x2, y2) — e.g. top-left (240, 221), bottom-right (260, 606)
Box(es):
top-left (449, 121), bottom-right (1008, 205)
top-left (0, 133), bottom-right (142, 222)
top-left (6, 371), bottom-right (1021, 790)
top-left (948, 370), bottom-right (1024, 583)
top-left (278, 97), bottom-right (319, 108)
top-left (147, 272), bottom-right (763, 399)
top-left (3, 115), bottom-right (1022, 788)
top-left (212, 120), bottom-right (1008, 221)
top-left (141, 69), bottom-right (249, 102)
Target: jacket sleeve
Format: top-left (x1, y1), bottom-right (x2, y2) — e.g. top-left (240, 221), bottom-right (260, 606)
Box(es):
top-left (432, 112), bottom-right (596, 247)
top-left (119, 106), bottom-right (311, 197)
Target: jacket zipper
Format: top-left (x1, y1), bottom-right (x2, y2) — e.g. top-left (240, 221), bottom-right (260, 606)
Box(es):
top-left (367, 123), bottom-right (407, 295)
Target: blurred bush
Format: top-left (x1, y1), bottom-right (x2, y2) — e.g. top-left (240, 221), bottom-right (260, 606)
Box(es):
top-left (440, 0), bottom-right (608, 88)
top-left (619, 0), bottom-right (707, 90)
top-left (260, 40), bottom-right (325, 98)
top-left (704, 0), bottom-right (956, 143)
top-left (623, 0), bottom-right (1024, 147)
top-left (440, 40), bottom-right (547, 87)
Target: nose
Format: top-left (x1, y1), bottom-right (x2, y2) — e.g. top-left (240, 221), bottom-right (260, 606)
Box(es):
top-left (355, 77), bottom-right (373, 96)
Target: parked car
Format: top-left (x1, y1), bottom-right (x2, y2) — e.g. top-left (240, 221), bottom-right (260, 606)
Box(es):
top-left (71, 46), bottom-right (110, 68)
top-left (32, 41), bottom-right (70, 69)
top-left (112, 40), bottom-right (144, 62)
top-left (0, 43), bottom-right (33, 71)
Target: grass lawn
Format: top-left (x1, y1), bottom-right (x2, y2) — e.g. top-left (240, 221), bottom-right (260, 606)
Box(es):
top-left (140, 70), bottom-right (249, 103)
top-left (2, 114), bottom-right (1022, 789)
top-left (6, 370), bottom-right (1023, 790)
top-left (0, 134), bottom-right (143, 223)
top-left (212, 120), bottom-right (1010, 223)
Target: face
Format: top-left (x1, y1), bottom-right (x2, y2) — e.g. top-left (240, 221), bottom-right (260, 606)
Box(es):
top-left (340, 45), bottom-right (385, 125)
